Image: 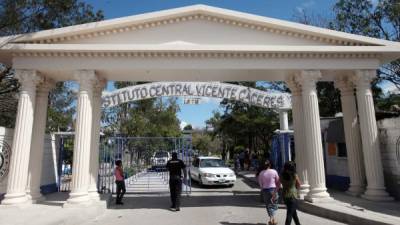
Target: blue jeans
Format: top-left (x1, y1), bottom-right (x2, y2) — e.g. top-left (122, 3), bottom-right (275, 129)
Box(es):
top-left (262, 188), bottom-right (279, 217)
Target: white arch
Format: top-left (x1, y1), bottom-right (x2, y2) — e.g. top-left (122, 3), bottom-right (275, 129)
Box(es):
top-left (102, 82), bottom-right (292, 109)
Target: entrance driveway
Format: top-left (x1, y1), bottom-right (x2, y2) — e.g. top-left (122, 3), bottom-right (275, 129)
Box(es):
top-left (0, 178), bottom-right (346, 225)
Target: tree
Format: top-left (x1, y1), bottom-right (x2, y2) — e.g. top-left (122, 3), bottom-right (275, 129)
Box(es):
top-left (0, 65), bottom-right (19, 127)
top-left (0, 0), bottom-right (103, 35)
top-left (103, 82), bottom-right (181, 137)
top-left (293, 0), bottom-right (400, 115)
top-left (192, 130), bottom-right (221, 155)
top-left (183, 124), bottom-right (193, 131)
top-left (206, 82), bottom-right (280, 159)
top-left (0, 0), bottom-right (104, 128)
top-left (331, 0), bottom-right (400, 88)
top-left (46, 81), bottom-right (76, 132)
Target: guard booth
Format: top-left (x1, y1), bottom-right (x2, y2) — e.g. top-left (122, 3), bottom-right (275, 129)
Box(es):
top-left (270, 131), bottom-right (294, 173)
top-left (270, 110), bottom-right (294, 173)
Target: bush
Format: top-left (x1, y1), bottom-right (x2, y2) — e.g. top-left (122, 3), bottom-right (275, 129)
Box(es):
top-left (233, 145), bottom-right (245, 154)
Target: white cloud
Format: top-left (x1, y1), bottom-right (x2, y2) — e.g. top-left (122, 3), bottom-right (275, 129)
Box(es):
top-left (379, 81), bottom-right (400, 95)
top-left (180, 121), bottom-right (188, 130)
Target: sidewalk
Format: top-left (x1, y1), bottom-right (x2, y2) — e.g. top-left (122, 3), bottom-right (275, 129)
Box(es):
top-left (236, 170), bottom-right (400, 225)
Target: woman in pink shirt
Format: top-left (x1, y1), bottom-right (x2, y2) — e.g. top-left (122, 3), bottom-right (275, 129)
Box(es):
top-left (115, 160), bottom-right (126, 205)
top-left (257, 160), bottom-right (280, 225)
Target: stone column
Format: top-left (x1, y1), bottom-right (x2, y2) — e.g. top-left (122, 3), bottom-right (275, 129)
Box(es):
top-left (26, 79), bottom-right (55, 202)
top-left (334, 75), bottom-right (366, 196)
top-left (65, 70), bottom-right (96, 205)
top-left (286, 75), bottom-right (309, 199)
top-left (354, 70), bottom-right (393, 201)
top-left (296, 70), bottom-right (331, 202)
top-left (2, 70), bottom-right (43, 205)
top-left (88, 78), bottom-right (106, 200)
top-left (279, 109), bottom-right (289, 131)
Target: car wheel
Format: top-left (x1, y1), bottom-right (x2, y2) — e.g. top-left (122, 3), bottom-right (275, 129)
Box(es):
top-left (228, 184), bottom-right (234, 187)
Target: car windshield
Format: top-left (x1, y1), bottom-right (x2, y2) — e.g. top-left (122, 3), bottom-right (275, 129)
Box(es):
top-left (200, 159), bottom-right (225, 168)
top-left (155, 152), bottom-right (168, 158)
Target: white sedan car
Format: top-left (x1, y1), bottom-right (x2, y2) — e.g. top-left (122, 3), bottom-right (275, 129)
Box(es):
top-left (190, 156), bottom-right (236, 186)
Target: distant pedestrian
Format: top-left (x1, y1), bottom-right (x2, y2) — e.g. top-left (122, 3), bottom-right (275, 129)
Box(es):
top-left (258, 160), bottom-right (280, 225)
top-left (244, 149), bottom-right (251, 170)
top-left (251, 153), bottom-right (259, 171)
top-left (239, 151), bottom-right (245, 170)
top-left (281, 161), bottom-right (302, 225)
top-left (115, 160), bottom-right (126, 205)
top-left (166, 152), bottom-right (187, 211)
top-left (233, 153), bottom-right (240, 173)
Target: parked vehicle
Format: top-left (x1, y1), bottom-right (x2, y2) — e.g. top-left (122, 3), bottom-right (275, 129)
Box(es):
top-left (190, 156), bottom-right (236, 186)
top-left (151, 151), bottom-right (170, 169)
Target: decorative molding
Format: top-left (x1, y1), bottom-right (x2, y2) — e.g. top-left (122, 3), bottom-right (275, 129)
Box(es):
top-left (334, 75), bottom-right (355, 96)
top-left (12, 51), bottom-right (380, 59)
top-left (353, 70), bottom-right (377, 89)
top-left (285, 74), bottom-right (302, 96)
top-left (296, 70), bottom-right (321, 91)
top-left (74, 70), bottom-right (98, 91)
top-left (14, 70), bottom-right (44, 92)
top-left (25, 13), bottom-right (365, 46)
top-left (36, 78), bottom-right (56, 96)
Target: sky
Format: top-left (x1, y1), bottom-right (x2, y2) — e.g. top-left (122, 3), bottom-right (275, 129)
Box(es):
top-left (83, 0), bottom-right (387, 129)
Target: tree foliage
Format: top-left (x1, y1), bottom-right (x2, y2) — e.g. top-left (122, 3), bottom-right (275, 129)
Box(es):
top-left (206, 82), bottom-right (280, 159)
top-left (0, 0), bottom-right (103, 35)
top-left (331, 0), bottom-right (400, 88)
top-left (0, 64), bottom-right (19, 127)
top-left (103, 82), bottom-right (181, 137)
top-left (46, 82), bottom-right (76, 132)
top-left (0, 0), bottom-right (103, 128)
top-left (293, 0), bottom-right (400, 114)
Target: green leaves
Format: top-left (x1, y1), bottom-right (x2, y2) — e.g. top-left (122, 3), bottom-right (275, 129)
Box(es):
top-left (103, 82), bottom-right (181, 137)
top-left (0, 0), bottom-right (103, 129)
top-left (0, 0), bottom-right (104, 35)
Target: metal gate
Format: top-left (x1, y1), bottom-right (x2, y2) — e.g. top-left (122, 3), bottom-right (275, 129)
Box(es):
top-left (57, 133), bottom-right (74, 192)
top-left (98, 136), bottom-right (193, 195)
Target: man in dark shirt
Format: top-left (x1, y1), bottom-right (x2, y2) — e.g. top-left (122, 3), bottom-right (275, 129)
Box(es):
top-left (166, 152), bottom-right (186, 211)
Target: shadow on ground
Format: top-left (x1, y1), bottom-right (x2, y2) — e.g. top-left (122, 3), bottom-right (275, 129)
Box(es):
top-left (108, 194), bottom-right (285, 210)
top-left (220, 222), bottom-right (265, 225)
top-left (328, 190), bottom-right (400, 218)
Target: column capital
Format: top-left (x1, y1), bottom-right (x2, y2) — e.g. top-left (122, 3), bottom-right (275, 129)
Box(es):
top-left (14, 70), bottom-right (43, 92)
top-left (296, 70), bottom-right (321, 91)
top-left (353, 70), bottom-right (377, 89)
top-left (37, 78), bottom-right (56, 96)
top-left (285, 74), bottom-right (302, 96)
top-left (94, 77), bottom-right (107, 95)
top-left (73, 70), bottom-right (98, 91)
top-left (334, 75), bottom-right (355, 96)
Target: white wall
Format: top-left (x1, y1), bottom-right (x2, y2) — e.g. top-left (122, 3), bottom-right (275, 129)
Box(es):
top-left (378, 117), bottom-right (400, 199)
top-left (0, 127), bottom-right (59, 194)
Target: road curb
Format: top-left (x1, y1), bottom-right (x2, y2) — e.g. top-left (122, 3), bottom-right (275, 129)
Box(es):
top-left (236, 172), bottom-right (397, 225)
top-left (297, 200), bottom-right (395, 225)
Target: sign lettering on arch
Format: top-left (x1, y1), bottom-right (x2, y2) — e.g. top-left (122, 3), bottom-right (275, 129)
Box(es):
top-left (102, 82), bottom-right (292, 109)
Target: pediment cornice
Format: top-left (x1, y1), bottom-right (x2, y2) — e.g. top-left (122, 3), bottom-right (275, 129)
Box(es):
top-left (7, 5), bottom-right (400, 47)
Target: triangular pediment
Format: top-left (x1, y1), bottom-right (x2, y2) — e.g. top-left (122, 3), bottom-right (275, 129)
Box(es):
top-left (7, 5), bottom-right (400, 47)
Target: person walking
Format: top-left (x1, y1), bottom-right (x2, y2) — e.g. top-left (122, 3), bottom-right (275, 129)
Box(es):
top-left (258, 160), bottom-right (280, 225)
top-left (239, 150), bottom-right (245, 170)
top-left (166, 152), bottom-right (187, 211)
top-left (281, 161), bottom-right (302, 225)
top-left (114, 159), bottom-right (126, 205)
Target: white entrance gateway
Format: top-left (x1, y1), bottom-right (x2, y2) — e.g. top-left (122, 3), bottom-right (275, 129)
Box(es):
top-left (0, 5), bottom-right (399, 205)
